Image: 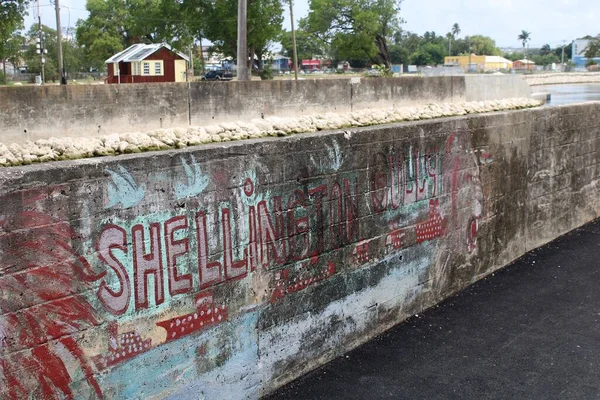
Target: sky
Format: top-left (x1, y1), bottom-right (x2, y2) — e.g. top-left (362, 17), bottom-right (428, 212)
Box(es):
top-left (23, 0), bottom-right (599, 49)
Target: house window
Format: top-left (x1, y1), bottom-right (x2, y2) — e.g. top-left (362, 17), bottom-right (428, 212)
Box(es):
top-left (132, 62), bottom-right (139, 75)
top-left (143, 62), bottom-right (150, 75)
top-left (154, 62), bottom-right (162, 75)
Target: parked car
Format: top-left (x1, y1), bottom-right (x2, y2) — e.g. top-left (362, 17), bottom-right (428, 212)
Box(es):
top-left (201, 70), bottom-right (233, 81)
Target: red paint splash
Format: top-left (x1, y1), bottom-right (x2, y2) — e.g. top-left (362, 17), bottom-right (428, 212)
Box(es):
top-left (0, 212), bottom-right (104, 399)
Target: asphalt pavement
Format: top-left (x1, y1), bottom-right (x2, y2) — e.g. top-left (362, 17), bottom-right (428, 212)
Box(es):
top-left (268, 219), bottom-right (600, 399)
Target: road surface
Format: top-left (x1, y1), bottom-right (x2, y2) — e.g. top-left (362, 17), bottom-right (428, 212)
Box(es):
top-left (269, 219), bottom-right (600, 399)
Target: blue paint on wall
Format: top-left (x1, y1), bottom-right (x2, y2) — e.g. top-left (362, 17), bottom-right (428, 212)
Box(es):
top-left (174, 155), bottom-right (210, 200)
top-left (106, 166), bottom-right (146, 209)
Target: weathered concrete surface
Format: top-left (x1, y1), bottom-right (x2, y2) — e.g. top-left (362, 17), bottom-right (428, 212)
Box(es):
top-left (524, 72), bottom-right (600, 86)
top-left (0, 83), bottom-right (190, 143)
top-left (270, 218), bottom-right (600, 399)
top-left (188, 79), bottom-right (353, 126)
top-left (350, 76), bottom-right (466, 111)
top-left (0, 98), bottom-right (541, 166)
top-left (464, 74), bottom-right (532, 101)
top-left (0, 76), bottom-right (532, 144)
top-left (1, 103), bottom-right (599, 399)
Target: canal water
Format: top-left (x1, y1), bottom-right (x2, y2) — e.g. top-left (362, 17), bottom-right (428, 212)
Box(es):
top-left (541, 84), bottom-right (600, 105)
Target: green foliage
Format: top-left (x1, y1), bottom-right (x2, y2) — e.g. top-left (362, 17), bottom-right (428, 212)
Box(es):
top-left (451, 23), bottom-right (460, 38)
top-left (24, 25), bottom-right (59, 80)
top-left (531, 53), bottom-right (559, 66)
top-left (584, 35), bottom-right (600, 59)
top-left (22, 24), bottom-right (88, 80)
top-left (553, 43), bottom-right (571, 61)
top-left (517, 30), bottom-right (531, 50)
top-left (540, 44), bottom-right (552, 56)
top-left (280, 29), bottom-right (325, 61)
top-left (372, 63), bottom-right (393, 76)
top-left (388, 44), bottom-right (409, 64)
top-left (0, 0), bottom-right (27, 43)
top-left (504, 52), bottom-right (524, 62)
top-left (466, 35), bottom-right (502, 56)
top-left (303, 0), bottom-right (403, 68)
top-left (0, 70), bottom-right (6, 84)
top-left (0, 32), bottom-right (23, 72)
top-left (183, 0), bottom-right (283, 69)
top-left (76, 0), bottom-right (193, 70)
top-left (410, 42), bottom-right (445, 65)
top-left (259, 64), bottom-right (274, 80)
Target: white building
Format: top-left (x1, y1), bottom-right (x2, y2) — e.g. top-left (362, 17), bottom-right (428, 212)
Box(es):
top-left (572, 38), bottom-right (600, 67)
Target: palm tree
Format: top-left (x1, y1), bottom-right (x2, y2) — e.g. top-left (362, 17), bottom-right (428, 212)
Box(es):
top-left (518, 30), bottom-right (531, 57)
top-left (540, 44), bottom-right (552, 56)
top-left (452, 23), bottom-right (461, 38)
top-left (447, 23), bottom-right (460, 57)
top-left (446, 32), bottom-right (453, 56)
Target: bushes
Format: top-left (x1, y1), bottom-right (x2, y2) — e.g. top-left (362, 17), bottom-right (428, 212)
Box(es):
top-left (260, 65), bottom-right (274, 80)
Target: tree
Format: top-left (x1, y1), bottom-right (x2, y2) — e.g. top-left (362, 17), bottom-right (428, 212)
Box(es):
top-left (0, 32), bottom-right (22, 81)
top-left (446, 32), bottom-right (453, 56)
top-left (584, 35), bottom-right (600, 60)
top-left (280, 29), bottom-right (326, 62)
top-left (303, 0), bottom-right (403, 68)
top-left (183, 0), bottom-right (283, 72)
top-left (452, 23), bottom-right (460, 38)
top-left (553, 43), bottom-right (572, 62)
top-left (76, 0), bottom-right (193, 71)
top-left (517, 30), bottom-right (531, 54)
top-left (410, 42), bottom-right (445, 65)
top-left (504, 51), bottom-right (524, 62)
top-left (24, 24), bottom-right (59, 81)
top-left (1, 0), bottom-right (27, 81)
top-left (0, 0), bottom-right (27, 42)
top-left (388, 43), bottom-right (409, 64)
top-left (531, 53), bottom-right (559, 66)
top-left (466, 35), bottom-right (502, 56)
top-left (540, 44), bottom-right (552, 56)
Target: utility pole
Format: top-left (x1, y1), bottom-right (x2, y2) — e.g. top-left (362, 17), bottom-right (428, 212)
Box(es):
top-left (289, 0), bottom-right (299, 80)
top-left (54, 0), bottom-right (66, 84)
top-left (37, 16), bottom-right (46, 84)
top-left (236, 0), bottom-right (249, 81)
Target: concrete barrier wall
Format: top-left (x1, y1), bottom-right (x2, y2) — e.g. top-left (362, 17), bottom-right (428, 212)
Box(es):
top-left (0, 76), bottom-right (531, 144)
top-left (0, 83), bottom-right (190, 144)
top-left (2, 103), bottom-right (595, 399)
top-left (464, 74), bottom-right (532, 101)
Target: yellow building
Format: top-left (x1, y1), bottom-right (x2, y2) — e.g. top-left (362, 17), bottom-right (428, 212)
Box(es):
top-left (444, 55), bottom-right (513, 71)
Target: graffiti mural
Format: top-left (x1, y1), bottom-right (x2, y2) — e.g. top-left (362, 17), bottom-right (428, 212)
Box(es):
top-left (0, 132), bottom-right (486, 398)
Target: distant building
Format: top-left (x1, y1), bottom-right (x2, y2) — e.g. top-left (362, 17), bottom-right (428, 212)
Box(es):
top-left (444, 55), bottom-right (513, 71)
top-left (271, 55), bottom-right (290, 71)
top-left (200, 46), bottom-right (231, 71)
top-left (500, 47), bottom-right (521, 55)
top-left (105, 43), bottom-right (189, 84)
top-left (513, 59), bottom-right (535, 71)
top-left (301, 59), bottom-right (321, 71)
top-left (572, 39), bottom-right (600, 67)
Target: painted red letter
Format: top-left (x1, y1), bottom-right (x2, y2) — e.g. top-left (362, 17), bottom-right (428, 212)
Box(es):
top-left (132, 223), bottom-right (164, 309)
top-left (96, 224), bottom-right (131, 315)
top-left (165, 216), bottom-right (192, 297)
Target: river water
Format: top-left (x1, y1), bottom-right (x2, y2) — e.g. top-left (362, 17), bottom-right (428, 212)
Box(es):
top-left (541, 84), bottom-right (600, 105)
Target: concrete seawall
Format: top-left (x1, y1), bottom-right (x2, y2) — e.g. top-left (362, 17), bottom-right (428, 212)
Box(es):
top-left (523, 72), bottom-right (600, 86)
top-left (0, 75), bottom-right (531, 144)
top-left (1, 102), bottom-right (595, 399)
